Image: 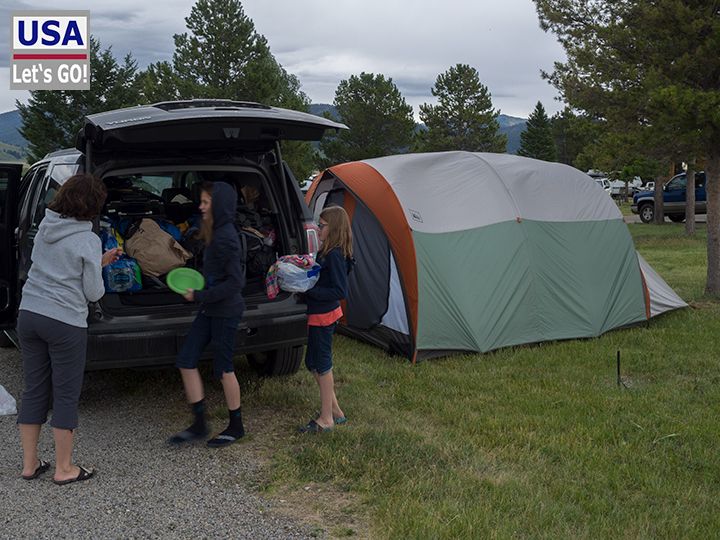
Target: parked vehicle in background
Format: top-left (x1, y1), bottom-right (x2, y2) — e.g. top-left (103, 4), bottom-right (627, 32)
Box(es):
top-left (0, 100), bottom-right (346, 374)
top-left (299, 172), bottom-right (319, 194)
top-left (609, 177), bottom-right (642, 198)
top-left (631, 171), bottom-right (706, 223)
top-left (594, 178), bottom-right (611, 194)
top-left (587, 171), bottom-right (611, 195)
top-left (645, 181), bottom-right (655, 191)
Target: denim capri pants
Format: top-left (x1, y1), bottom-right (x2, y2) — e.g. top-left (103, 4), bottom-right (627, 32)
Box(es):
top-left (305, 323), bottom-right (337, 375)
top-left (176, 312), bottom-right (241, 378)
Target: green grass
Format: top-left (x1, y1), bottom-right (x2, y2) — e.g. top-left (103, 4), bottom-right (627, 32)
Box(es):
top-left (0, 140), bottom-right (26, 162)
top-left (617, 200), bottom-right (634, 217)
top-left (246, 222), bottom-right (720, 539)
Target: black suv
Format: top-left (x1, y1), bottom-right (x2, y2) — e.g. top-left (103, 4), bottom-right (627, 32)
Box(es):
top-left (0, 100), bottom-right (346, 375)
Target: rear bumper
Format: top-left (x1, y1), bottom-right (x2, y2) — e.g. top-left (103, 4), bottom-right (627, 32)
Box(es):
top-left (85, 308), bottom-right (307, 370)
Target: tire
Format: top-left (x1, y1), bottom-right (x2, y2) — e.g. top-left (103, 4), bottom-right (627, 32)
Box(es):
top-left (639, 203), bottom-right (655, 224)
top-left (247, 346), bottom-right (303, 377)
top-left (668, 214), bottom-right (685, 223)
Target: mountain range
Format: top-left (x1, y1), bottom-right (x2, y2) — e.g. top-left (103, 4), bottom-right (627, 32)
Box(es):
top-left (308, 104), bottom-right (526, 154)
top-left (0, 105), bottom-right (527, 162)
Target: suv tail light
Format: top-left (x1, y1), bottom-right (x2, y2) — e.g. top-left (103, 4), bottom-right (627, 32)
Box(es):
top-left (304, 221), bottom-right (320, 255)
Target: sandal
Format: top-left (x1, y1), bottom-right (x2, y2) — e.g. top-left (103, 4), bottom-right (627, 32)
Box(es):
top-left (22, 459), bottom-right (50, 480)
top-left (207, 433), bottom-right (242, 448)
top-left (53, 465), bottom-right (94, 486)
top-left (298, 419), bottom-right (332, 434)
top-left (167, 429), bottom-right (208, 445)
top-left (314, 411), bottom-right (348, 425)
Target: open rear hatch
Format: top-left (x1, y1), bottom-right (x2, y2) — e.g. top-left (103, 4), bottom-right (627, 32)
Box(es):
top-left (76, 99), bottom-right (347, 158)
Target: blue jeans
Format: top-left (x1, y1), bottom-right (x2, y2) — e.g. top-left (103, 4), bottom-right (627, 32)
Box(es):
top-left (305, 323), bottom-right (336, 375)
top-left (176, 312), bottom-right (241, 379)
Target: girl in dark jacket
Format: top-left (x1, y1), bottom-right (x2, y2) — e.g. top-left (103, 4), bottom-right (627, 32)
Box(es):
top-left (299, 206), bottom-right (354, 433)
top-left (168, 181), bottom-right (246, 448)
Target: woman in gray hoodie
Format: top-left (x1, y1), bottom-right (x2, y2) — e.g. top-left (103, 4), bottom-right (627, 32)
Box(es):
top-left (17, 173), bottom-right (119, 486)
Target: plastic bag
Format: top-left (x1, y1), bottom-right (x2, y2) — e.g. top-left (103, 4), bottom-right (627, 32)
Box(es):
top-left (103, 256), bottom-right (143, 292)
top-left (0, 384), bottom-right (17, 416)
top-left (277, 261), bottom-right (320, 293)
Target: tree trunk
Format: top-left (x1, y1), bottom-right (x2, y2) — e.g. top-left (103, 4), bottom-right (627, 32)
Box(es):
top-left (685, 160), bottom-right (696, 236)
top-left (653, 171), bottom-right (668, 225)
top-left (704, 152), bottom-right (720, 296)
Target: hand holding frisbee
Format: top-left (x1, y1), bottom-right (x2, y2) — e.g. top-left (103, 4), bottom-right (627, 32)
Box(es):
top-left (166, 268), bottom-right (205, 295)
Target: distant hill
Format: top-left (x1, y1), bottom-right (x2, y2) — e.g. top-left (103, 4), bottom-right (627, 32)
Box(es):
top-left (308, 103), bottom-right (526, 154)
top-left (0, 110), bottom-right (27, 150)
top-left (0, 140), bottom-right (25, 161)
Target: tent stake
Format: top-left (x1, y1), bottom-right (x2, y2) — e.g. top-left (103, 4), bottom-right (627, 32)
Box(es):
top-left (616, 350), bottom-right (621, 387)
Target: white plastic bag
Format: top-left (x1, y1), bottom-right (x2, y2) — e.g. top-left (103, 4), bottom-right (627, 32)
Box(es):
top-left (277, 261), bottom-right (320, 293)
top-left (0, 384), bottom-right (17, 416)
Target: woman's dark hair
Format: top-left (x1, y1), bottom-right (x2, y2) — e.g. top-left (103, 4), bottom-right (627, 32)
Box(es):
top-left (48, 173), bottom-right (107, 221)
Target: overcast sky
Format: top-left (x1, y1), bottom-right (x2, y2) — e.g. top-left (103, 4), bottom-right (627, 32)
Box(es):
top-left (2, 0), bottom-right (567, 119)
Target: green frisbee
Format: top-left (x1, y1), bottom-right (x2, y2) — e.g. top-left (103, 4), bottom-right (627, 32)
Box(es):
top-left (166, 268), bottom-right (205, 295)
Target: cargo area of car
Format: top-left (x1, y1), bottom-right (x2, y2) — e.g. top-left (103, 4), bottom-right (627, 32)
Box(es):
top-left (96, 165), bottom-right (286, 314)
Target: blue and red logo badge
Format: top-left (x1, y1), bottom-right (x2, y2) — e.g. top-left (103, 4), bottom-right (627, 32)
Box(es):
top-left (11, 11), bottom-right (90, 90)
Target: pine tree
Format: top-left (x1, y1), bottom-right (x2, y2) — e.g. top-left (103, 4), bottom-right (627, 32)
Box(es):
top-left (415, 64), bottom-right (506, 153)
top-left (517, 101), bottom-right (557, 161)
top-left (318, 72), bottom-right (415, 166)
top-left (17, 38), bottom-right (140, 163)
top-left (534, 0), bottom-right (720, 293)
top-left (138, 0), bottom-right (315, 179)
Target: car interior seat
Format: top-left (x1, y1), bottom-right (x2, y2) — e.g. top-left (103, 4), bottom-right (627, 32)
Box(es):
top-left (162, 187), bottom-right (195, 223)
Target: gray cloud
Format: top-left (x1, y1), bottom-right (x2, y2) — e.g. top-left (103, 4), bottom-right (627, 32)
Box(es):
top-left (1, 0), bottom-right (565, 118)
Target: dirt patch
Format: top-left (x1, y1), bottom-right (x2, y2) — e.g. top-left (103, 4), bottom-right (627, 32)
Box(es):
top-left (242, 407), bottom-right (372, 539)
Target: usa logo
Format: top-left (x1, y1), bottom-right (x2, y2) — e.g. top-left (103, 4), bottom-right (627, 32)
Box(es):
top-left (11, 10), bottom-right (90, 90)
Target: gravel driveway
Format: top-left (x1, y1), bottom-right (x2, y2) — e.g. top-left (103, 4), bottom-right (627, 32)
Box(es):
top-left (0, 346), bottom-right (318, 540)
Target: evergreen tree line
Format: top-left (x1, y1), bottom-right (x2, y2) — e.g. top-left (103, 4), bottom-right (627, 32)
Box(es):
top-left (16, 0), bottom-right (597, 180)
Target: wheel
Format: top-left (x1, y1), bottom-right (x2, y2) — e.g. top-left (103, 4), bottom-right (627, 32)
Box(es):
top-left (247, 346), bottom-right (303, 376)
top-left (668, 214), bottom-right (685, 223)
top-left (639, 203), bottom-right (655, 224)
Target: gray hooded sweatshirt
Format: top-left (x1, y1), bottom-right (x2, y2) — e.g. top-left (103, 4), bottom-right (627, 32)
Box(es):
top-left (19, 209), bottom-right (104, 328)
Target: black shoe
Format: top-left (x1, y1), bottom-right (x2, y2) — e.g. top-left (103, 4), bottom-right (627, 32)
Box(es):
top-left (207, 425), bottom-right (244, 448)
top-left (167, 428), bottom-right (208, 445)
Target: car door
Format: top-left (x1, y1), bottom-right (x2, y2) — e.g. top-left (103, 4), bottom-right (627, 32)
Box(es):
top-left (663, 174), bottom-right (687, 213)
top-left (16, 164), bottom-right (50, 285)
top-left (0, 163), bottom-right (23, 329)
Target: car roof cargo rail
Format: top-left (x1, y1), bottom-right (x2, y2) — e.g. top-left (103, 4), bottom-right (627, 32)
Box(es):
top-left (151, 100), bottom-right (272, 111)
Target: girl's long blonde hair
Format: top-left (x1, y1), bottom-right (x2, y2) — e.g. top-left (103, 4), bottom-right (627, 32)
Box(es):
top-left (319, 205), bottom-right (353, 258)
top-left (198, 182), bottom-right (214, 246)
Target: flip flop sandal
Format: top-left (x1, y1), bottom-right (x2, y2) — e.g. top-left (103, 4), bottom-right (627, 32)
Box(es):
top-left (298, 419), bottom-right (332, 434)
top-left (206, 434), bottom-right (241, 448)
top-left (53, 466), bottom-right (94, 486)
top-left (22, 459), bottom-right (50, 480)
top-left (314, 411), bottom-right (348, 425)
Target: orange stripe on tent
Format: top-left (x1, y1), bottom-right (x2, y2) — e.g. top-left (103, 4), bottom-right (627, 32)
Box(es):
top-left (328, 162), bottom-right (419, 359)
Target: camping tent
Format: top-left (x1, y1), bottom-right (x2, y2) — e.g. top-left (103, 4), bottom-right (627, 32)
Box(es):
top-left (306, 151), bottom-right (686, 361)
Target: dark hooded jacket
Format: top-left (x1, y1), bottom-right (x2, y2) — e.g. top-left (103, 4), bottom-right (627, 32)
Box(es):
top-left (305, 247), bottom-right (354, 315)
top-left (193, 182), bottom-right (245, 318)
